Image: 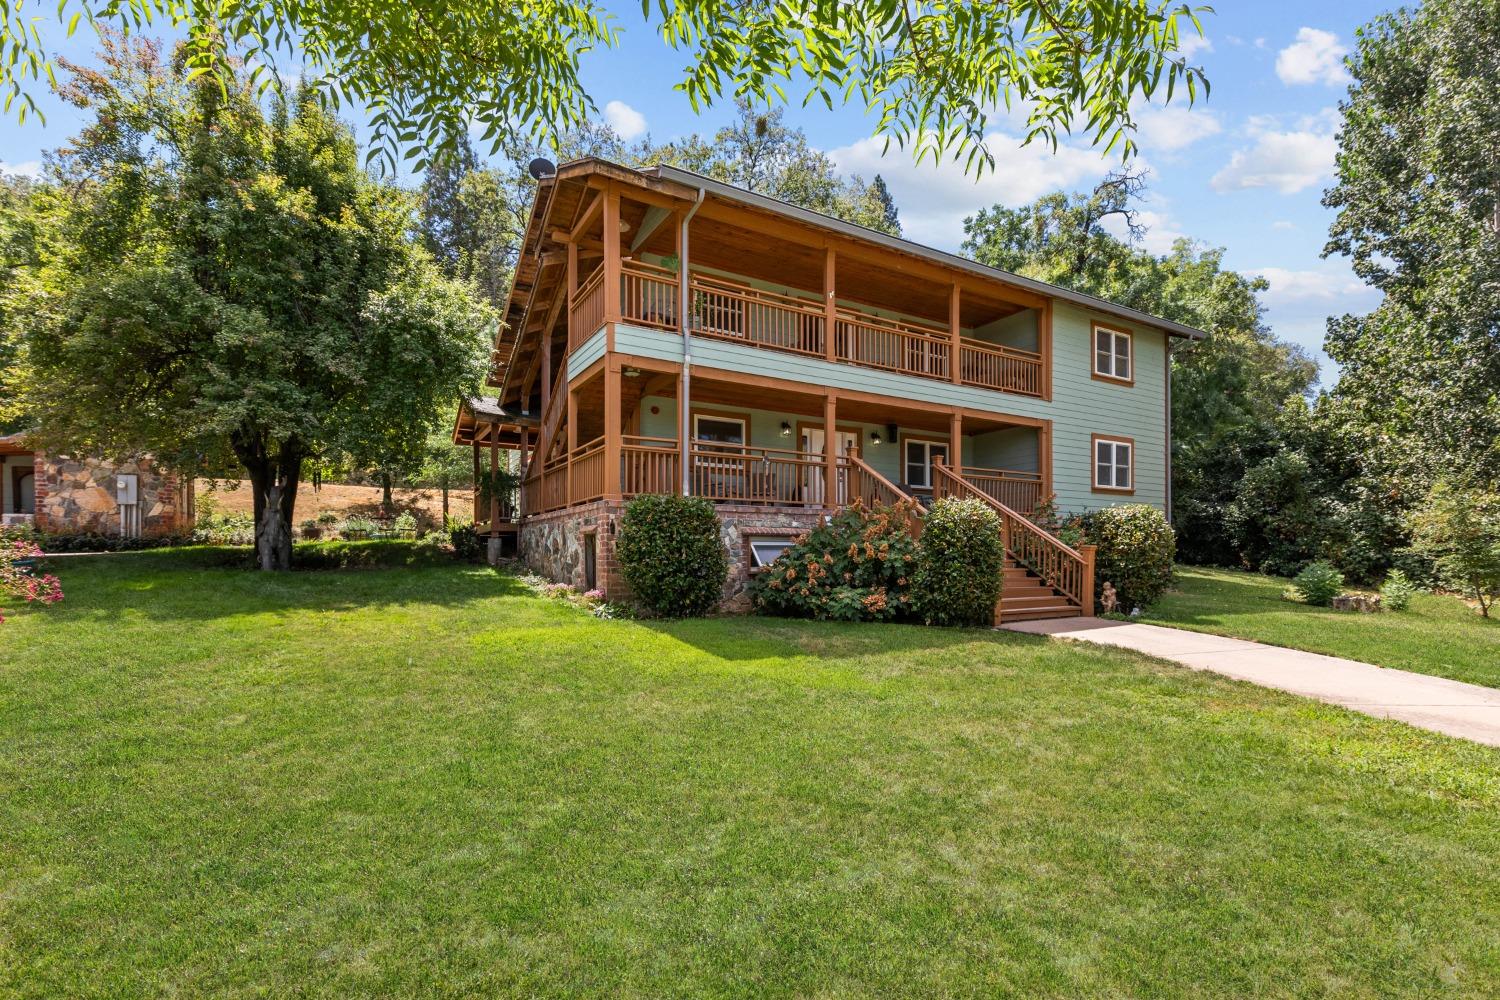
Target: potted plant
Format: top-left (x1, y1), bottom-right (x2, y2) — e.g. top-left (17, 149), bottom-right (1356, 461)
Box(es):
top-left (301, 518), bottom-right (322, 540)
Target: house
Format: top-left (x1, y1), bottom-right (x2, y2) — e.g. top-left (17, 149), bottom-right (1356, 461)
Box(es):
top-left (453, 159), bottom-right (1204, 622)
top-left (0, 432), bottom-right (194, 537)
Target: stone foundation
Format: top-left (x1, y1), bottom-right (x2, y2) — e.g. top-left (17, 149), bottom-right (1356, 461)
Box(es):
top-left (32, 452), bottom-right (191, 536)
top-left (519, 502), bottom-right (826, 612)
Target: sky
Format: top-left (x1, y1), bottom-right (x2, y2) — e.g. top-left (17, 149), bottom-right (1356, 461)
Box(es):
top-left (0, 1), bottom-right (1389, 383)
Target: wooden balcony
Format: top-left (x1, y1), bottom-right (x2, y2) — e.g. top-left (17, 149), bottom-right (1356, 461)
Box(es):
top-left (611, 261), bottom-right (1045, 399)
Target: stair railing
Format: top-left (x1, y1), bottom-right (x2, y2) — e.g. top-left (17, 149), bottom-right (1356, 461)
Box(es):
top-left (933, 461), bottom-right (1094, 615)
top-left (840, 455), bottom-right (923, 539)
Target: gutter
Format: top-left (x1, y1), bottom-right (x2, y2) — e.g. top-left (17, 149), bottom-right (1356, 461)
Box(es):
top-left (679, 185), bottom-right (707, 495)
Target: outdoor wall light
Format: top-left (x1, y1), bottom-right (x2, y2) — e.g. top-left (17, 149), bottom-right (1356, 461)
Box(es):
top-left (779, 421), bottom-right (792, 437)
top-left (870, 430), bottom-right (882, 445)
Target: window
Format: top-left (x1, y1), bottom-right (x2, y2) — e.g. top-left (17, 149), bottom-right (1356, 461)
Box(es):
top-left (693, 414), bottom-right (746, 451)
top-left (747, 537), bottom-right (795, 570)
top-left (1093, 436), bottom-right (1133, 492)
top-left (1093, 325), bottom-right (1132, 383)
top-left (903, 438), bottom-right (949, 489)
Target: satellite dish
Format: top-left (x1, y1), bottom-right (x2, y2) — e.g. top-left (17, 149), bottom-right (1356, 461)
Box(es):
top-left (528, 157), bottom-right (557, 180)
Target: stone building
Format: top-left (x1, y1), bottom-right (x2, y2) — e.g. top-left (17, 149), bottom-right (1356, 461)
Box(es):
top-left (0, 432), bottom-right (194, 536)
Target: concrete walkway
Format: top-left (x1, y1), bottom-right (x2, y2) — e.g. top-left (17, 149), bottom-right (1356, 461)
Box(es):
top-left (1002, 617), bottom-right (1500, 748)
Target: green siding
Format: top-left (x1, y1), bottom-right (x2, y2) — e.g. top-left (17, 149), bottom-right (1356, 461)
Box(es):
top-left (568, 330), bottom-right (606, 380)
top-left (970, 426), bottom-right (1039, 474)
top-left (972, 309), bottom-right (1039, 352)
top-left (597, 304), bottom-right (1167, 513)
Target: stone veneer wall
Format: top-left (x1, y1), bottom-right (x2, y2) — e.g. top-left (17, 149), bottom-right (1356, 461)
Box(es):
top-left (33, 452), bottom-right (189, 536)
top-left (519, 501), bottom-right (827, 613)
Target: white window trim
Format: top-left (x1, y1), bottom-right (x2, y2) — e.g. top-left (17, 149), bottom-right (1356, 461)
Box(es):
top-left (692, 413), bottom-right (747, 446)
top-left (1093, 437), bottom-right (1134, 492)
top-left (903, 437), bottom-right (950, 490)
top-left (1093, 325), bottom-right (1133, 383)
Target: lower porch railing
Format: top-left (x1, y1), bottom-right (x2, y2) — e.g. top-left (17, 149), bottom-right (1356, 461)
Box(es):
top-left (959, 466), bottom-right (1043, 515)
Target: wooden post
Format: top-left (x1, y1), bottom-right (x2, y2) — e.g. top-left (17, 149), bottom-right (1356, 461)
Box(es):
top-left (472, 442), bottom-right (481, 522)
top-left (949, 411), bottom-right (963, 474)
top-left (540, 328), bottom-right (553, 415)
top-left (488, 435), bottom-right (499, 536)
top-left (603, 188), bottom-right (622, 328)
top-left (823, 394), bottom-right (838, 508)
top-left (518, 427), bottom-right (530, 521)
top-left (1079, 543), bottom-right (1096, 617)
top-left (604, 360), bottom-right (622, 499)
top-left (566, 388), bottom-right (578, 505)
top-left (949, 283), bottom-right (962, 384)
top-left (566, 240), bottom-right (579, 349)
top-left (823, 247), bottom-right (837, 362)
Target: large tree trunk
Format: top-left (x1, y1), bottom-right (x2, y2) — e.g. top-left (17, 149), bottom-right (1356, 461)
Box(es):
top-left (441, 484), bottom-right (449, 523)
top-left (381, 471), bottom-right (393, 516)
top-left (236, 429), bottom-right (304, 571)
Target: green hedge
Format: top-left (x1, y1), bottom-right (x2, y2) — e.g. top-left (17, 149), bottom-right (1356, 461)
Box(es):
top-left (912, 498), bottom-right (1005, 627)
top-left (750, 503), bottom-right (918, 621)
top-left (1076, 504), bottom-right (1176, 612)
top-left (616, 495), bottom-right (727, 617)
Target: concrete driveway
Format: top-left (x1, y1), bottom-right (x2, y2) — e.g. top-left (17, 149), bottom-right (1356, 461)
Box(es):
top-left (1003, 617), bottom-right (1500, 748)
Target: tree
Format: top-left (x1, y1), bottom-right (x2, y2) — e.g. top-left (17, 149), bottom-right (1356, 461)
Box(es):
top-left (1323, 0), bottom-right (1500, 489)
top-left (0, 172), bottom-right (35, 433)
top-left (419, 133), bottom-right (529, 307)
top-left (1, 3), bottom-right (1211, 175)
top-left (14, 36), bottom-right (493, 569)
top-left (1407, 481), bottom-right (1500, 617)
top-left (416, 432), bottom-right (476, 525)
top-left (648, 100), bottom-right (904, 236)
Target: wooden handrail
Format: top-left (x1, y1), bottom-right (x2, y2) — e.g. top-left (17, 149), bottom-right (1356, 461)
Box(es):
top-left (933, 461), bottom-right (1091, 613)
top-left (841, 455), bottom-right (923, 538)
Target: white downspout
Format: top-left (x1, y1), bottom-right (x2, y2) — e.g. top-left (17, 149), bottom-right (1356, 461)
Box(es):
top-left (679, 186), bottom-right (706, 495)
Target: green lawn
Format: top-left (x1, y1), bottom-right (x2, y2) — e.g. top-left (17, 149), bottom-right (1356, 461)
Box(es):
top-left (3, 550), bottom-right (1499, 998)
top-left (1141, 565), bottom-right (1500, 688)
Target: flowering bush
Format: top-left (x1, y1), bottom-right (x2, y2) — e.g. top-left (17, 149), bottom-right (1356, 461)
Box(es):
top-left (751, 501), bottom-right (919, 622)
top-left (1, 539), bottom-right (64, 623)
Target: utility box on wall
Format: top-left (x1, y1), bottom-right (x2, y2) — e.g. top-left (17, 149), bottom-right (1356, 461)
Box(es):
top-left (115, 474), bottom-right (138, 506)
top-left (116, 473), bottom-right (141, 536)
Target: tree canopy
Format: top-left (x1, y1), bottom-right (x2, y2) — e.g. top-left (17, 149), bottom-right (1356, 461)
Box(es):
top-left (1322, 0), bottom-right (1500, 489)
top-left (1, 2), bottom-right (1211, 174)
top-left (13, 35), bottom-right (493, 568)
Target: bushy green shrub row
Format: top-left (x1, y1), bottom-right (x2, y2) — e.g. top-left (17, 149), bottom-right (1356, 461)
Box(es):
top-left (911, 498), bottom-right (1005, 626)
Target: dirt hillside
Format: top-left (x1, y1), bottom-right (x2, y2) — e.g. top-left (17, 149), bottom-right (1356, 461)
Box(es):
top-left (196, 480), bottom-right (475, 527)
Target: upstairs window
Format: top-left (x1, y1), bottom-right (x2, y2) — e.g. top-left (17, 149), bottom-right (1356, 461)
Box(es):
top-left (1093, 436), bottom-right (1134, 493)
top-left (1093, 325), bottom-right (1133, 383)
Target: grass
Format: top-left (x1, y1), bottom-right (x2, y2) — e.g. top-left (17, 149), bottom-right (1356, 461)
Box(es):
top-left (2, 549), bottom-right (1499, 998)
top-left (1141, 565), bottom-right (1500, 688)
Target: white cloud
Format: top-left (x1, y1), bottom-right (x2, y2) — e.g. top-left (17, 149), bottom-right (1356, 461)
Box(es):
top-left (1210, 112), bottom-right (1338, 195)
top-left (0, 160), bottom-right (40, 179)
top-left (603, 100), bottom-right (647, 141)
top-left (1276, 28), bottom-right (1351, 86)
top-left (1272, 220), bottom-right (1296, 231)
top-left (1252, 266), bottom-right (1368, 302)
top-left (829, 133), bottom-right (1114, 249)
top-left (1174, 33), bottom-right (1213, 60)
top-left (1132, 103), bottom-right (1222, 153)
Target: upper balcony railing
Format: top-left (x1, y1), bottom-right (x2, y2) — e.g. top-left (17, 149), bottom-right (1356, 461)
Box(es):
top-left (603, 260), bottom-right (1044, 398)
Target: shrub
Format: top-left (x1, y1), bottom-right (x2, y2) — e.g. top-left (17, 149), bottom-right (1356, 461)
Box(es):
top-left (1288, 561), bottom-right (1344, 606)
top-left (911, 498), bottom-right (1005, 627)
top-left (449, 523), bottom-right (482, 561)
top-left (392, 511), bottom-right (419, 536)
top-left (750, 502), bottom-right (919, 622)
top-left (290, 540), bottom-right (449, 570)
top-left (38, 531), bottom-right (191, 552)
top-left (1380, 569), bottom-right (1418, 612)
top-left (192, 502), bottom-right (256, 545)
top-left (1076, 504), bottom-right (1176, 611)
top-left (1, 538), bottom-right (63, 623)
top-left (616, 495), bottom-right (728, 617)
top-left (1407, 481), bottom-right (1500, 618)
top-left (340, 517), bottom-right (379, 539)
top-left (300, 518), bottom-right (322, 540)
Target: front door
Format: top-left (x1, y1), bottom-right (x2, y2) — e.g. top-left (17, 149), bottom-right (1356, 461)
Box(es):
top-left (800, 428), bottom-right (860, 504)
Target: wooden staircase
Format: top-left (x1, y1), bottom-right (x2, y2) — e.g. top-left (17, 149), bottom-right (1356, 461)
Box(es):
top-left (998, 557), bottom-right (1083, 623)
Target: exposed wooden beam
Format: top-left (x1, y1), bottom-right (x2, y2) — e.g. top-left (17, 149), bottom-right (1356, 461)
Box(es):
top-left (569, 191), bottom-right (604, 242)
